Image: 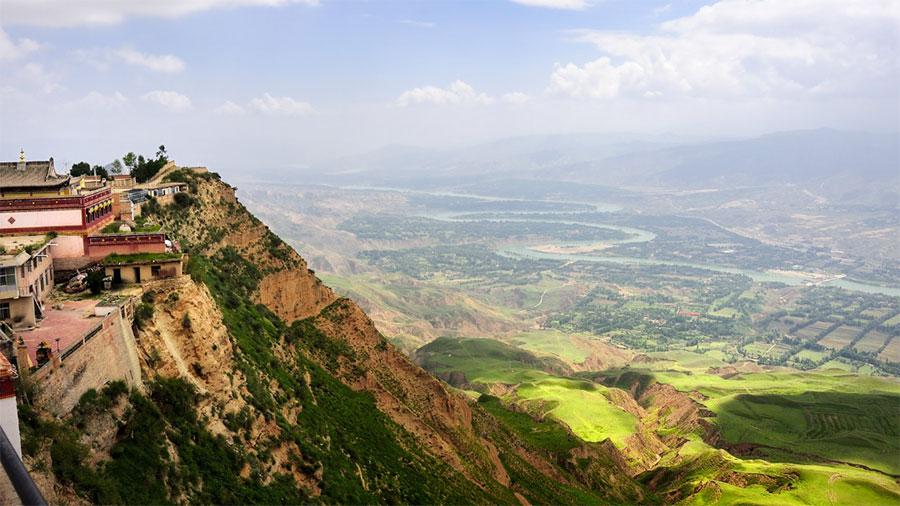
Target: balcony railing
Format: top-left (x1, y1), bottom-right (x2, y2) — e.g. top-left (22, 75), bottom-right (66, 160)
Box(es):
top-left (0, 424), bottom-right (47, 506)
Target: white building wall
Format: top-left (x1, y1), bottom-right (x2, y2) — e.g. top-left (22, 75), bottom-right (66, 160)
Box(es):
top-left (0, 209), bottom-right (82, 232)
top-left (0, 396), bottom-right (21, 457)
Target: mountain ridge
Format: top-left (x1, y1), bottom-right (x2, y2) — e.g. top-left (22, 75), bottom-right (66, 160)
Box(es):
top-left (290, 129), bottom-right (899, 206)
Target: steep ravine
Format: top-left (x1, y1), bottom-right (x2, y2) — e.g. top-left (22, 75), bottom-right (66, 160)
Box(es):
top-left (20, 170), bottom-right (642, 505)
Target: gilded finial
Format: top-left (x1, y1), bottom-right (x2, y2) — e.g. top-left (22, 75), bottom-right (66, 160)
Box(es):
top-left (18, 148), bottom-right (25, 162)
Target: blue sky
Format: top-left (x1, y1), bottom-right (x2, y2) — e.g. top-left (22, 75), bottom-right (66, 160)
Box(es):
top-left (1, 0), bottom-right (897, 173)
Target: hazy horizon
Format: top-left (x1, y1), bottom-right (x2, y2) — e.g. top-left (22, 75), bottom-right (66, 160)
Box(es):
top-left (2, 0), bottom-right (898, 173)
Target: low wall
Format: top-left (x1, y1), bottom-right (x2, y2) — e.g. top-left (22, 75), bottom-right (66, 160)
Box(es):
top-left (32, 305), bottom-right (143, 416)
top-left (89, 243), bottom-right (166, 257)
top-left (49, 234), bottom-right (86, 259)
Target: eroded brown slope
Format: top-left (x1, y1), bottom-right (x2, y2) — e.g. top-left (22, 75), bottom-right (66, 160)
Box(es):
top-left (151, 171), bottom-right (641, 503)
top-left (166, 175), bottom-right (336, 321)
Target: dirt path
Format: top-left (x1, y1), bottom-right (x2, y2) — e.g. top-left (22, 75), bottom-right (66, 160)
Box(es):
top-left (531, 290), bottom-right (547, 309)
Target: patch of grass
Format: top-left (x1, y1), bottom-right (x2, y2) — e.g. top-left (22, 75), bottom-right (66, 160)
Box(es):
top-left (508, 330), bottom-right (592, 364)
top-left (515, 377), bottom-right (637, 448)
top-left (416, 337), bottom-right (570, 385)
top-left (478, 394), bottom-right (580, 454)
top-left (710, 391), bottom-right (900, 475)
top-left (101, 252), bottom-right (182, 265)
top-left (679, 445), bottom-right (900, 505)
top-left (100, 221), bottom-right (162, 234)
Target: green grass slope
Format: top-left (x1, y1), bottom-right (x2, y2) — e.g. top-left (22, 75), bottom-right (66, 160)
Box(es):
top-left (416, 337), bottom-right (639, 449)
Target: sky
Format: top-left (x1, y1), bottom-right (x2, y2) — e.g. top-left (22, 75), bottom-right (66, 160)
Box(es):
top-left (1, 0), bottom-right (898, 173)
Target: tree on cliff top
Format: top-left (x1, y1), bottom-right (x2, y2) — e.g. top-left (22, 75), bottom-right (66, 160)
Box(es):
top-left (127, 146), bottom-right (170, 183)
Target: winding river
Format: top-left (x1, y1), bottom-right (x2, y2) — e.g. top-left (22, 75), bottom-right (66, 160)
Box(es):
top-left (437, 203), bottom-right (899, 298)
top-left (340, 185), bottom-right (900, 297)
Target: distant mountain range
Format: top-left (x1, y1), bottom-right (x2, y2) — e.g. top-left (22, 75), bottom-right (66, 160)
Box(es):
top-left (304, 129), bottom-right (899, 206)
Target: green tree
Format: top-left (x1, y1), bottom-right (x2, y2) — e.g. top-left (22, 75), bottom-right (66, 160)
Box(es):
top-left (122, 152), bottom-right (137, 172)
top-left (91, 165), bottom-right (109, 179)
top-left (86, 270), bottom-right (105, 295)
top-left (71, 162), bottom-right (108, 179)
top-left (70, 162), bottom-right (91, 176)
top-left (110, 159), bottom-right (123, 175)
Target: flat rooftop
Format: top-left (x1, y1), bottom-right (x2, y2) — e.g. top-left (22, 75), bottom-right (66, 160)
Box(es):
top-left (0, 235), bottom-right (46, 252)
top-left (15, 284), bottom-right (139, 366)
top-left (16, 298), bottom-right (103, 366)
top-left (0, 235), bottom-right (47, 264)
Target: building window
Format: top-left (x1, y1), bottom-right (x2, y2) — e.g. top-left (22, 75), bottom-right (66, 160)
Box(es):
top-left (0, 267), bottom-right (14, 286)
top-left (151, 265), bottom-right (161, 277)
top-left (0, 267), bottom-right (14, 287)
top-left (0, 303), bottom-right (9, 320)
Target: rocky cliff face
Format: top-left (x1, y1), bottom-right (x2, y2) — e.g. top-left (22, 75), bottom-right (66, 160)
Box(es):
top-left (20, 170), bottom-right (641, 505)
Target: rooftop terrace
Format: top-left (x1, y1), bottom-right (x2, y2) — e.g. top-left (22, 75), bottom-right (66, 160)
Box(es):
top-left (101, 252), bottom-right (182, 265)
top-left (16, 289), bottom-right (139, 366)
top-left (0, 235), bottom-right (50, 264)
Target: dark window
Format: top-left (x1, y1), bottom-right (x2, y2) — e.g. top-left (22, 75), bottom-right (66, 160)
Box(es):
top-left (0, 267), bottom-right (14, 287)
top-left (151, 265), bottom-right (161, 277)
top-left (0, 302), bottom-right (9, 320)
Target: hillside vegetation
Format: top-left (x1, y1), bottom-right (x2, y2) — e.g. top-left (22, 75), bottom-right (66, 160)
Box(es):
top-left (21, 170), bottom-right (646, 505)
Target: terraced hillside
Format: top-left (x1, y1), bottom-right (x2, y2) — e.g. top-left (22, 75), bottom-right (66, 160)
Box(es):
top-left (416, 338), bottom-right (900, 504)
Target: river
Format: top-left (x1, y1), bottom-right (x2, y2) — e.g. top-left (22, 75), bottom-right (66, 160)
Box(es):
top-left (341, 185), bottom-right (900, 298)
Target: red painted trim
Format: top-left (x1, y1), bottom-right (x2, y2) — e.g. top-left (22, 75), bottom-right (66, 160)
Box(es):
top-left (1, 224), bottom-right (93, 233)
top-left (0, 378), bottom-right (15, 399)
top-left (0, 188), bottom-right (112, 212)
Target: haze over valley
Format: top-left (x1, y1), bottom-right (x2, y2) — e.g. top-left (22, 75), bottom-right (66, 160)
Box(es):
top-left (1, 0), bottom-right (899, 504)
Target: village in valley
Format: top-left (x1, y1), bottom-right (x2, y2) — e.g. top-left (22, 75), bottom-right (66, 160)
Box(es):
top-left (0, 148), bottom-right (201, 468)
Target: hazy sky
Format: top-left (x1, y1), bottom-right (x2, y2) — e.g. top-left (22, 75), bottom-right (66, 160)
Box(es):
top-left (1, 0), bottom-right (898, 172)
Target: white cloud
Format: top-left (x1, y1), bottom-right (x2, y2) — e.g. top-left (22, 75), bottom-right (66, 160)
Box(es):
top-left (0, 28), bottom-right (40, 60)
top-left (653, 3), bottom-right (672, 17)
top-left (501, 92), bottom-right (533, 105)
top-left (399, 19), bottom-right (436, 28)
top-left (74, 47), bottom-right (185, 73)
top-left (214, 100), bottom-right (246, 115)
top-left (19, 63), bottom-right (63, 93)
top-left (73, 49), bottom-right (111, 71)
top-left (116, 48), bottom-right (185, 73)
top-left (549, 0), bottom-right (900, 101)
top-left (1, 0), bottom-right (320, 27)
top-left (67, 91), bottom-right (130, 111)
top-left (141, 90), bottom-right (192, 112)
top-left (248, 93), bottom-right (313, 116)
top-left (510, 0), bottom-right (590, 10)
top-left (396, 80), bottom-right (495, 107)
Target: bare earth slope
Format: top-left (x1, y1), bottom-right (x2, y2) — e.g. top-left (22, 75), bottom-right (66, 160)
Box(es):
top-left (21, 170), bottom-right (641, 505)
